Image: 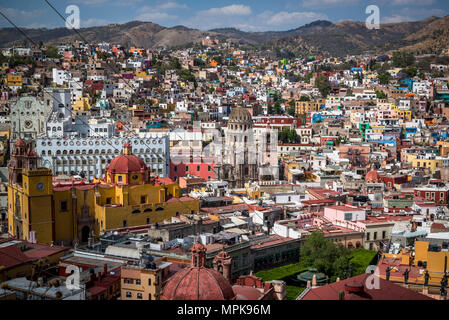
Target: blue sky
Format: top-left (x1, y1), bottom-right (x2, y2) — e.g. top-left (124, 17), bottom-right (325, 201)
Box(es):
top-left (0, 0), bottom-right (448, 31)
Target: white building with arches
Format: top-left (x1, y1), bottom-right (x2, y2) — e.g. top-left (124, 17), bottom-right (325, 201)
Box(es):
top-left (35, 135), bottom-right (170, 181)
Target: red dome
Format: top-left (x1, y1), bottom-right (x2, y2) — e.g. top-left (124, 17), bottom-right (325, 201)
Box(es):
top-left (366, 169), bottom-right (379, 182)
top-left (14, 139), bottom-right (26, 147)
top-left (107, 154), bottom-right (148, 173)
top-left (160, 267), bottom-right (236, 300)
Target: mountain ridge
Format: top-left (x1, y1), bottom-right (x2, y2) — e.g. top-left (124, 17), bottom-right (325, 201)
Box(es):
top-left (0, 16), bottom-right (448, 57)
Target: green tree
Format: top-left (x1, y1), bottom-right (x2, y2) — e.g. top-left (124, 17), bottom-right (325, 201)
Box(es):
top-left (299, 95), bottom-right (310, 101)
top-left (278, 128), bottom-right (300, 143)
top-left (375, 90), bottom-right (387, 99)
top-left (301, 231), bottom-right (351, 282)
top-left (392, 51), bottom-right (415, 68)
top-left (400, 66), bottom-right (418, 78)
top-left (315, 75), bottom-right (331, 98)
top-left (378, 72), bottom-right (392, 85)
top-left (303, 72), bottom-right (313, 84)
top-left (273, 101), bottom-right (282, 115)
top-left (287, 101), bottom-right (296, 116)
top-left (45, 45), bottom-right (61, 59)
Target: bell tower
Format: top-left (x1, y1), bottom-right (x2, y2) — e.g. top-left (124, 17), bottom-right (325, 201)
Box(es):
top-left (190, 238), bottom-right (206, 267)
top-left (8, 139), bottom-right (54, 244)
top-left (9, 139), bottom-right (27, 186)
top-left (213, 247), bottom-right (233, 283)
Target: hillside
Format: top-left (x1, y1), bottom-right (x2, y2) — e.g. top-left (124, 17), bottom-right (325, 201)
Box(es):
top-left (0, 15), bottom-right (448, 57)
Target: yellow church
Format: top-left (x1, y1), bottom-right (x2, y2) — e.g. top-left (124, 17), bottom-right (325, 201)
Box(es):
top-left (7, 140), bottom-right (199, 245)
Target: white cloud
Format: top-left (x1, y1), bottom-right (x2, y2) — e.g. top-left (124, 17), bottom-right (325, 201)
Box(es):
top-left (302, 0), bottom-right (359, 9)
top-left (267, 11), bottom-right (329, 26)
top-left (199, 4), bottom-right (252, 16)
top-left (135, 6), bottom-right (177, 21)
top-left (390, 0), bottom-right (436, 5)
top-left (1, 7), bottom-right (45, 21)
top-left (382, 7), bottom-right (445, 23)
top-left (180, 7), bottom-right (328, 32)
top-left (156, 1), bottom-right (187, 10)
top-left (0, 7), bottom-right (49, 28)
top-left (70, 0), bottom-right (110, 6)
top-left (82, 18), bottom-right (111, 27)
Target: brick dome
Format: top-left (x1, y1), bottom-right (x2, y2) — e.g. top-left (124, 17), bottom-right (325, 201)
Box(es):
top-left (107, 154), bottom-right (147, 173)
top-left (14, 139), bottom-right (26, 147)
top-left (365, 169), bottom-right (379, 182)
top-left (161, 240), bottom-right (236, 300)
top-left (106, 143), bottom-right (148, 174)
top-left (160, 266), bottom-right (236, 300)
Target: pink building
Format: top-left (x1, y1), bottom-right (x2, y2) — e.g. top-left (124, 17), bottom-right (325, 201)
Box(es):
top-left (324, 205), bottom-right (366, 222)
top-left (170, 156), bottom-right (215, 181)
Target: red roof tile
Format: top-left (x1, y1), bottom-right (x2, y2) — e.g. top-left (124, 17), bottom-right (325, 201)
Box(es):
top-left (300, 273), bottom-right (434, 300)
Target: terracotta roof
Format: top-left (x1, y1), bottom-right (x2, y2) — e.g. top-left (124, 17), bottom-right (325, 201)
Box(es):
top-left (160, 267), bottom-right (235, 300)
top-left (107, 154), bottom-right (148, 174)
top-left (300, 273), bottom-right (434, 300)
top-left (0, 245), bottom-right (32, 269)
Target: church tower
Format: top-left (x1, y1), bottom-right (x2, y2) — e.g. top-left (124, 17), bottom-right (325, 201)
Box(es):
top-left (220, 107), bottom-right (258, 188)
top-left (213, 247), bottom-right (233, 283)
top-left (8, 140), bottom-right (53, 243)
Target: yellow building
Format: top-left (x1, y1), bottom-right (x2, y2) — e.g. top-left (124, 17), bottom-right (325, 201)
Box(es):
top-left (6, 74), bottom-right (22, 87)
top-left (7, 140), bottom-right (199, 245)
top-left (393, 107), bottom-right (412, 122)
top-left (379, 241), bottom-right (449, 288)
top-left (295, 100), bottom-right (322, 115)
top-left (121, 259), bottom-right (168, 300)
top-left (410, 156), bottom-right (442, 171)
top-left (72, 96), bottom-right (91, 112)
top-left (436, 141), bottom-right (449, 157)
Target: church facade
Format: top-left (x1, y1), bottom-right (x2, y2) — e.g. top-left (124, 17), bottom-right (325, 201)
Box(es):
top-left (7, 140), bottom-right (199, 245)
top-left (216, 107), bottom-right (278, 188)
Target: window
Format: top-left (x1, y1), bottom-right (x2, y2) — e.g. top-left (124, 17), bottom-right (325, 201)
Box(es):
top-left (197, 165), bottom-right (200, 171)
top-left (174, 166), bottom-right (177, 172)
top-left (148, 294), bottom-right (152, 300)
top-left (141, 196), bottom-right (146, 204)
top-left (126, 291), bottom-right (132, 298)
top-left (118, 175), bottom-right (123, 183)
top-left (374, 232), bottom-right (377, 240)
top-left (186, 165), bottom-right (189, 172)
top-left (60, 200), bottom-right (68, 212)
top-left (382, 231), bottom-right (386, 239)
top-left (137, 293), bottom-right (142, 299)
top-left (123, 220), bottom-right (127, 227)
top-left (124, 278), bottom-right (133, 284)
top-left (136, 279), bottom-right (141, 285)
top-left (366, 232), bottom-right (370, 241)
top-left (344, 213), bottom-right (352, 221)
top-left (148, 278), bottom-right (151, 285)
top-left (208, 165), bottom-right (211, 172)
top-left (106, 197), bottom-right (112, 205)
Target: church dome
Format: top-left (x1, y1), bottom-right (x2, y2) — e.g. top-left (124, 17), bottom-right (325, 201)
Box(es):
top-left (228, 107), bottom-right (252, 124)
top-left (107, 154), bottom-right (147, 173)
top-left (160, 241), bottom-right (236, 300)
top-left (365, 169), bottom-right (379, 182)
top-left (160, 266), bottom-right (236, 300)
top-left (106, 143), bottom-right (148, 174)
top-left (14, 139), bottom-right (26, 147)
